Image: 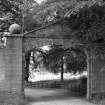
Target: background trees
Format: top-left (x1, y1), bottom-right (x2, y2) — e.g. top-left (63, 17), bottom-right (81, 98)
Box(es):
top-left (0, 0), bottom-right (38, 32)
top-left (34, 44), bottom-right (87, 74)
top-left (0, 0), bottom-right (22, 32)
top-left (27, 44), bottom-right (86, 81)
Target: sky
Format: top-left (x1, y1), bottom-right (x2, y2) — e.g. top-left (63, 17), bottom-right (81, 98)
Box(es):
top-left (35, 0), bottom-right (46, 4)
top-left (40, 45), bottom-right (51, 51)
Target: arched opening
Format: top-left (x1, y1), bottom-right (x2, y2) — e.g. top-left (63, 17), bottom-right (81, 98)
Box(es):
top-left (23, 43), bottom-right (88, 100)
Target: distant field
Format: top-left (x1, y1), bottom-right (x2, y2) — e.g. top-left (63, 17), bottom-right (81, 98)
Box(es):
top-left (28, 71), bottom-right (87, 82)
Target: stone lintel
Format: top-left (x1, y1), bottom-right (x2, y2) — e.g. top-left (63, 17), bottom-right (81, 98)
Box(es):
top-left (4, 34), bottom-right (23, 38)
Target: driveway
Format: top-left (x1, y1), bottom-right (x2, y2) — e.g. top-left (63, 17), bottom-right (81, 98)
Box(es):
top-left (24, 88), bottom-right (97, 105)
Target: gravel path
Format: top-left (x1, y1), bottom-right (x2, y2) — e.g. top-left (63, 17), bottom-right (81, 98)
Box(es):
top-left (25, 88), bottom-right (97, 105)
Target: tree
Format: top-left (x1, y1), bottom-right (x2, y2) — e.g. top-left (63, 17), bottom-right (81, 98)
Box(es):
top-left (32, 0), bottom-right (105, 44)
top-left (65, 47), bottom-right (87, 74)
top-left (0, 0), bottom-right (38, 32)
top-left (42, 44), bottom-right (87, 75)
top-left (42, 44), bottom-right (64, 73)
top-left (64, 0), bottom-right (105, 43)
top-left (0, 0), bottom-right (22, 32)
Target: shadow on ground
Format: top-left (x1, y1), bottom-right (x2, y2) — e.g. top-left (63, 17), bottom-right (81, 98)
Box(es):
top-left (23, 88), bottom-right (85, 105)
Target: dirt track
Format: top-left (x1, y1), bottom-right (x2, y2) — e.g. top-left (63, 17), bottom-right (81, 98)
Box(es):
top-left (25, 88), bottom-right (96, 105)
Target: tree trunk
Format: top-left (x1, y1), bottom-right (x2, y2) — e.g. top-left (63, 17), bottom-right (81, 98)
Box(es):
top-left (25, 51), bottom-right (31, 81)
top-left (61, 56), bottom-right (64, 81)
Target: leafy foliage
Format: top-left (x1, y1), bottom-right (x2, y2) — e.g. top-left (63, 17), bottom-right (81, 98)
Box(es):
top-left (0, 0), bottom-right (22, 31)
top-left (22, 0), bottom-right (105, 46)
top-left (64, 1), bottom-right (105, 43)
top-left (65, 47), bottom-right (87, 74)
top-left (32, 0), bottom-right (105, 44)
top-left (30, 0), bottom-right (77, 25)
top-left (42, 44), bottom-right (87, 74)
top-left (1, 0), bottom-right (105, 39)
top-left (0, 0), bottom-right (37, 32)
top-left (42, 45), bottom-right (64, 73)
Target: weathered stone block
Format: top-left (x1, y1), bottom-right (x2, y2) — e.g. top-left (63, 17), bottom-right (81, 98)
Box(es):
top-left (0, 34), bottom-right (24, 105)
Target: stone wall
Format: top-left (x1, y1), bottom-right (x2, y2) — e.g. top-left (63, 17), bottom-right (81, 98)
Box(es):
top-left (91, 56), bottom-right (105, 99)
top-left (23, 23), bottom-right (75, 52)
top-left (24, 23), bottom-right (72, 38)
top-left (0, 35), bottom-right (24, 105)
top-left (23, 38), bottom-right (73, 52)
top-left (87, 51), bottom-right (105, 100)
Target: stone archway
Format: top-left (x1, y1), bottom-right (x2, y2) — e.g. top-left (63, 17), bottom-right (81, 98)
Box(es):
top-left (0, 23), bottom-right (105, 104)
top-left (0, 35), bottom-right (24, 105)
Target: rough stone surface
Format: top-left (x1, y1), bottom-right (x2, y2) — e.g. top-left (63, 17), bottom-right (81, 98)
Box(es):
top-left (23, 38), bottom-right (73, 52)
top-left (87, 53), bottom-right (105, 100)
top-left (9, 24), bottom-right (21, 34)
top-left (0, 35), bottom-right (24, 105)
top-left (24, 23), bottom-right (72, 38)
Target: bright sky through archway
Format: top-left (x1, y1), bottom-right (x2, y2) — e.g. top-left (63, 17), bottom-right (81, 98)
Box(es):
top-left (40, 45), bottom-right (51, 51)
top-left (35, 0), bottom-right (46, 4)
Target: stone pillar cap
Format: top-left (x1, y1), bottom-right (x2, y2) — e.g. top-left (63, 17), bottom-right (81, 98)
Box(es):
top-left (9, 23), bottom-right (22, 34)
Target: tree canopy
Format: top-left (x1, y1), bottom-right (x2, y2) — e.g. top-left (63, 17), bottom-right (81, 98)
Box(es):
top-left (1, 0), bottom-right (105, 42)
top-left (0, 0), bottom-right (38, 32)
top-left (40, 0), bottom-right (105, 42)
